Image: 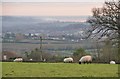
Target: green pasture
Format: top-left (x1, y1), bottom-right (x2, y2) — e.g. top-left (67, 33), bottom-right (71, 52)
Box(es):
top-left (2, 62), bottom-right (118, 77)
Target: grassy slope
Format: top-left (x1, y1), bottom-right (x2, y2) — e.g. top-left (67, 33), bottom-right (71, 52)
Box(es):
top-left (2, 62), bottom-right (118, 77)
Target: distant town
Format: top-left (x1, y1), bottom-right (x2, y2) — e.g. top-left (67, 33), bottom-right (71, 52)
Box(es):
top-left (1, 16), bottom-right (100, 59)
top-left (2, 32), bottom-right (86, 43)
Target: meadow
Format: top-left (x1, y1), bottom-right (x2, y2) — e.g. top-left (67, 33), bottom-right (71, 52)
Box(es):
top-left (2, 39), bottom-right (97, 56)
top-left (2, 62), bottom-right (118, 77)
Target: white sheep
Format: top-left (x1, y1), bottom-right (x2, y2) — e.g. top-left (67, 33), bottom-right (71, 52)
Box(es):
top-left (79, 55), bottom-right (92, 64)
top-left (14, 58), bottom-right (23, 62)
top-left (63, 57), bottom-right (73, 63)
top-left (30, 59), bottom-right (33, 61)
top-left (110, 61), bottom-right (116, 64)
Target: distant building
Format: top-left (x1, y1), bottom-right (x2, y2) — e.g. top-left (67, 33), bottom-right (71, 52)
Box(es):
top-left (3, 32), bottom-right (16, 42)
top-left (2, 51), bottom-right (19, 61)
top-left (3, 55), bottom-right (7, 60)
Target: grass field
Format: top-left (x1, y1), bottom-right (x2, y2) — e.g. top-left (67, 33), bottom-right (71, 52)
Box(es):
top-left (2, 62), bottom-right (118, 77)
top-left (2, 40), bottom-right (95, 54)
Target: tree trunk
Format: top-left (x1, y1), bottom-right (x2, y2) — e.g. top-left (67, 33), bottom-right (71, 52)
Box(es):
top-left (118, 1), bottom-right (120, 77)
top-left (118, 34), bottom-right (120, 62)
top-left (118, 34), bottom-right (120, 77)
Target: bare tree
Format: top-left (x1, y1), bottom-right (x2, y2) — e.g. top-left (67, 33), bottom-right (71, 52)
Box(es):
top-left (87, 0), bottom-right (120, 63)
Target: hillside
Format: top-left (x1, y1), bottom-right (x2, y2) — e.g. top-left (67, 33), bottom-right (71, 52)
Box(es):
top-left (2, 16), bottom-right (90, 35)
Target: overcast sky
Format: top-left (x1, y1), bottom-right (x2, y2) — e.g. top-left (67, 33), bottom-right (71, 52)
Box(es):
top-left (1, 0), bottom-right (106, 2)
top-left (0, 0), bottom-right (111, 16)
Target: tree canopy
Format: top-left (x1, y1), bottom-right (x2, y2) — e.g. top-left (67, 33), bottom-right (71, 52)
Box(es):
top-left (87, 0), bottom-right (120, 58)
top-left (73, 48), bottom-right (86, 56)
top-left (87, 0), bottom-right (120, 63)
top-left (87, 0), bottom-right (120, 40)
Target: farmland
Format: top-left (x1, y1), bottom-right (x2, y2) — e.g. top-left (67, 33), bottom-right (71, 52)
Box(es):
top-left (2, 39), bottom-right (99, 56)
top-left (2, 62), bottom-right (118, 77)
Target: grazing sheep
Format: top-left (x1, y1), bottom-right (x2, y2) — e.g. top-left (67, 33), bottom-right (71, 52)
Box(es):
top-left (110, 61), bottom-right (116, 64)
top-left (30, 59), bottom-right (33, 61)
top-left (64, 57), bottom-right (73, 63)
top-left (14, 58), bottom-right (23, 62)
top-left (79, 55), bottom-right (92, 64)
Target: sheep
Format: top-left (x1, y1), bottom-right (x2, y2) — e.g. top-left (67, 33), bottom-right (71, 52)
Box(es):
top-left (13, 58), bottom-right (23, 62)
top-left (79, 55), bottom-right (92, 64)
top-left (63, 57), bottom-right (73, 63)
top-left (110, 61), bottom-right (116, 64)
top-left (30, 59), bottom-right (33, 61)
